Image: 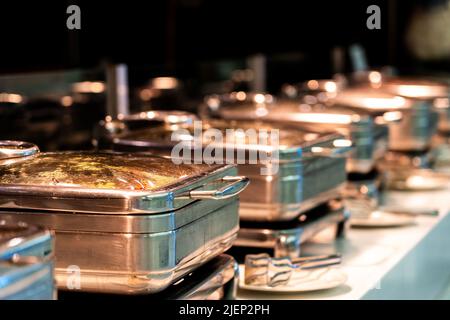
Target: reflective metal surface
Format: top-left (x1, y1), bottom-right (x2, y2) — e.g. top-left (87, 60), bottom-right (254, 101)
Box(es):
top-left (244, 253), bottom-right (341, 287)
top-left (0, 141), bottom-right (39, 162)
top-left (1, 198), bottom-right (239, 294)
top-left (0, 142), bottom-right (246, 294)
top-left (332, 87), bottom-right (438, 152)
top-left (379, 77), bottom-right (450, 136)
top-left (100, 113), bottom-right (348, 221)
top-left (0, 148), bottom-right (246, 215)
top-left (201, 93), bottom-right (386, 174)
top-left (234, 200), bottom-right (348, 258)
top-left (58, 254), bottom-right (238, 300)
top-left (0, 219), bottom-right (55, 300)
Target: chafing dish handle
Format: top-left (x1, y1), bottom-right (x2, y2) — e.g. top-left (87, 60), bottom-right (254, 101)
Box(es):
top-left (302, 141), bottom-right (353, 158)
top-left (0, 140), bottom-right (40, 160)
top-left (188, 176), bottom-right (250, 200)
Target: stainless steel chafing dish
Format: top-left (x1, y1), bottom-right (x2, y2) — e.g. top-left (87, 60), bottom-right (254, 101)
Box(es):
top-left (97, 112), bottom-right (348, 222)
top-left (0, 219), bottom-right (55, 300)
top-left (58, 254), bottom-right (238, 300)
top-left (332, 87), bottom-right (438, 152)
top-left (201, 92), bottom-right (384, 175)
top-left (376, 77), bottom-right (450, 136)
top-left (93, 110), bottom-right (198, 148)
top-left (0, 140), bottom-right (248, 294)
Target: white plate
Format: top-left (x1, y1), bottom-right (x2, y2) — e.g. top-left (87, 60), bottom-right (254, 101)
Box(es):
top-left (350, 211), bottom-right (416, 228)
top-left (238, 265), bottom-right (347, 293)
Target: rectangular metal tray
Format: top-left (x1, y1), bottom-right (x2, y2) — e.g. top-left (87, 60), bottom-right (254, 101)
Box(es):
top-left (1, 198), bottom-right (239, 295)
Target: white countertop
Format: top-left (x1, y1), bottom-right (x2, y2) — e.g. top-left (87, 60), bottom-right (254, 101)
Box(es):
top-left (237, 183), bottom-right (450, 300)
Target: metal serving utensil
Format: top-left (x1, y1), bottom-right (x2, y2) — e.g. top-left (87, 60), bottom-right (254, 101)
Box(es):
top-left (244, 253), bottom-right (342, 287)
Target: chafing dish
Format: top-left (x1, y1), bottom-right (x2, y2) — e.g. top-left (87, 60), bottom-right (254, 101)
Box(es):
top-left (58, 254), bottom-right (237, 300)
top-left (233, 200), bottom-right (348, 258)
top-left (201, 93), bottom-right (386, 175)
top-left (332, 87), bottom-right (438, 152)
top-left (98, 112), bottom-right (348, 222)
top-left (0, 219), bottom-right (55, 300)
top-left (376, 77), bottom-right (450, 136)
top-left (0, 140), bottom-right (248, 294)
top-left (93, 110), bottom-right (198, 148)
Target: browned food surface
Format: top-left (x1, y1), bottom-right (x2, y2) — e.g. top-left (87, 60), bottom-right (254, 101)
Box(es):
top-left (0, 153), bottom-right (212, 191)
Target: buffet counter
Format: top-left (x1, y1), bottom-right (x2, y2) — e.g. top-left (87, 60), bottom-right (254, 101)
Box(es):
top-left (238, 182), bottom-right (450, 300)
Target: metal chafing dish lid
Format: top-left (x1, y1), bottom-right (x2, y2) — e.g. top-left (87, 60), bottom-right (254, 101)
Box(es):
top-left (380, 78), bottom-right (449, 99)
top-left (0, 152), bottom-right (206, 191)
top-left (115, 118), bottom-right (347, 161)
top-left (333, 88), bottom-right (413, 112)
top-left (202, 93), bottom-right (372, 130)
top-left (95, 110), bottom-right (198, 141)
top-left (0, 149), bottom-right (247, 214)
top-left (261, 102), bottom-right (372, 127)
top-left (118, 110), bottom-right (198, 125)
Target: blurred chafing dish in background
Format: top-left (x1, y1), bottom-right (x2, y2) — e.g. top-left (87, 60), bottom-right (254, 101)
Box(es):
top-left (0, 69), bottom-right (115, 151)
top-left (0, 140), bottom-right (247, 294)
top-left (95, 110), bottom-right (350, 257)
top-left (0, 218), bottom-right (55, 300)
top-left (201, 92), bottom-right (386, 175)
top-left (369, 77), bottom-right (450, 136)
top-left (200, 91), bottom-right (388, 207)
top-left (96, 111), bottom-right (349, 222)
top-left (335, 76), bottom-right (450, 188)
top-left (332, 87), bottom-right (437, 153)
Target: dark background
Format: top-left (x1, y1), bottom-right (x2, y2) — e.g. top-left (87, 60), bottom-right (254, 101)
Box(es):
top-left (2, 0), bottom-right (450, 94)
top-left (0, 1), bottom-right (420, 78)
top-left (0, 0), bottom-right (447, 150)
